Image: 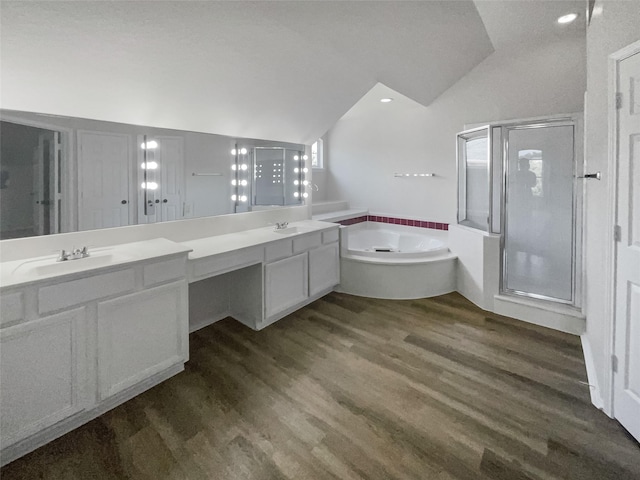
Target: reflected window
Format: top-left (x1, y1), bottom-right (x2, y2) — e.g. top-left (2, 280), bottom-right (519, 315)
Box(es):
top-left (311, 138), bottom-right (323, 169)
top-left (518, 149), bottom-right (543, 197)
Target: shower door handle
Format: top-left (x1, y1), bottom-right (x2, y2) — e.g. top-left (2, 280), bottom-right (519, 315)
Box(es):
top-left (577, 172), bottom-right (601, 180)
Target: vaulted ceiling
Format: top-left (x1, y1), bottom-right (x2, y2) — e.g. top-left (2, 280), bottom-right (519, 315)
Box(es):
top-left (0, 1), bottom-right (584, 145)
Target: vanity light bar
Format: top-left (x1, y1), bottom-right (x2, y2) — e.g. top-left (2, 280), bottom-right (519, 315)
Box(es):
top-left (394, 173), bottom-right (436, 177)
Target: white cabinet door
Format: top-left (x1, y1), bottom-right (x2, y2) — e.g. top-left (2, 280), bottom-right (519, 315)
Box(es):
top-left (0, 308), bottom-right (87, 449)
top-left (264, 253), bottom-right (308, 319)
top-left (309, 242), bottom-right (340, 297)
top-left (97, 281), bottom-right (187, 401)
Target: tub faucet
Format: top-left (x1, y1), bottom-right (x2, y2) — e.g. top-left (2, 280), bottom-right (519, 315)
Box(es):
top-left (274, 222), bottom-right (289, 230)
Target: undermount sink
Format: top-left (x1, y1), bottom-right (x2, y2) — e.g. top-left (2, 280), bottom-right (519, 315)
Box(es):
top-left (12, 250), bottom-right (132, 277)
top-left (273, 226), bottom-right (313, 235)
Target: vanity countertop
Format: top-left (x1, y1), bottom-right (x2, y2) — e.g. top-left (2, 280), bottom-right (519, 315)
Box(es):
top-left (0, 221), bottom-right (339, 290)
top-left (182, 220), bottom-right (338, 260)
top-left (311, 209), bottom-right (368, 223)
top-left (0, 238), bottom-right (192, 289)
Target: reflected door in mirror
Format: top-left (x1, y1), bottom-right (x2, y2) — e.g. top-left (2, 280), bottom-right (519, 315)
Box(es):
top-left (137, 136), bottom-right (184, 224)
top-left (78, 131), bottom-right (130, 231)
top-left (0, 121), bottom-right (60, 239)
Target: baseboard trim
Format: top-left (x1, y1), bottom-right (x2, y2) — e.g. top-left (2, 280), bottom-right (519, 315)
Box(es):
top-left (493, 294), bottom-right (585, 335)
top-left (581, 335), bottom-right (605, 411)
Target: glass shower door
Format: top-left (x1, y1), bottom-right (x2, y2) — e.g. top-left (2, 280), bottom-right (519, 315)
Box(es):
top-left (503, 123), bottom-right (575, 303)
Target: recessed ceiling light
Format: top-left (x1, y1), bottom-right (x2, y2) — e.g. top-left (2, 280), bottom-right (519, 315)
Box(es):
top-left (557, 13), bottom-right (578, 24)
top-left (380, 98), bottom-right (393, 103)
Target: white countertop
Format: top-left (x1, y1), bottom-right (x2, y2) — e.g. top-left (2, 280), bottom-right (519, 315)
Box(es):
top-left (0, 238), bottom-right (192, 289)
top-left (0, 221), bottom-right (339, 290)
top-left (182, 220), bottom-right (338, 260)
top-left (311, 209), bottom-right (368, 223)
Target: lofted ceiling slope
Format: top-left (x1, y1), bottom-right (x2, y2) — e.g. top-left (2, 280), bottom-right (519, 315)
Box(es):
top-left (473, 0), bottom-right (586, 51)
top-left (1, 1), bottom-right (493, 144)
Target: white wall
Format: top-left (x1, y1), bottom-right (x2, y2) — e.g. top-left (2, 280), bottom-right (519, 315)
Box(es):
top-left (448, 225), bottom-right (500, 311)
top-left (325, 37), bottom-right (586, 222)
top-left (583, 0), bottom-right (640, 412)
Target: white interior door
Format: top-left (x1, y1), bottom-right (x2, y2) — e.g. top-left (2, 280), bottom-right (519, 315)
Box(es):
top-left (78, 131), bottom-right (130, 231)
top-left (47, 131), bottom-right (60, 234)
top-left (137, 135), bottom-right (184, 223)
top-left (30, 131), bottom-right (59, 235)
top-left (157, 136), bottom-right (184, 222)
top-left (613, 50), bottom-right (640, 442)
top-left (32, 141), bottom-right (45, 235)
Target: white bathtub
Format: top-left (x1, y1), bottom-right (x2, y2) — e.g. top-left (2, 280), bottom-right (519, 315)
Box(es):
top-left (347, 226), bottom-right (449, 258)
top-left (337, 222), bottom-right (457, 299)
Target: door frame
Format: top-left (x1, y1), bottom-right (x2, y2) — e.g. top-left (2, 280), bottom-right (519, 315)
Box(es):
top-left (0, 114), bottom-right (75, 232)
top-left (604, 39), bottom-right (640, 417)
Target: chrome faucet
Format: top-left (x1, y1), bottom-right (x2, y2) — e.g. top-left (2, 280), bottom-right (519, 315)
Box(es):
top-left (274, 222), bottom-right (289, 230)
top-left (57, 246), bottom-right (90, 262)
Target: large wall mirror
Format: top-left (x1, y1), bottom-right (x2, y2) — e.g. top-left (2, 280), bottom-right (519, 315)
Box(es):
top-left (0, 110), bottom-right (309, 240)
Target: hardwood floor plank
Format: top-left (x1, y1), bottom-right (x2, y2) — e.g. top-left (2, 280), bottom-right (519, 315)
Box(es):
top-left (2, 292), bottom-right (639, 480)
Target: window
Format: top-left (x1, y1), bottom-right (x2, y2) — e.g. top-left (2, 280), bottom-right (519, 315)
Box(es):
top-left (311, 138), bottom-right (323, 169)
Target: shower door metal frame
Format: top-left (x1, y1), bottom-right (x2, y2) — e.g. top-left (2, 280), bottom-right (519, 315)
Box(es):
top-left (499, 116), bottom-right (582, 307)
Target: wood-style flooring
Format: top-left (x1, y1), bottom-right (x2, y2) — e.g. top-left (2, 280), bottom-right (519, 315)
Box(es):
top-left (2, 292), bottom-right (639, 479)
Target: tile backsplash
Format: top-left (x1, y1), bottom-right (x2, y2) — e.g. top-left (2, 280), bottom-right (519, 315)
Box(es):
top-left (338, 215), bottom-right (449, 230)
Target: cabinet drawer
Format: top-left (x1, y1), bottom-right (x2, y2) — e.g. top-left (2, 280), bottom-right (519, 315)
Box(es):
top-left (265, 239), bottom-right (293, 262)
top-left (293, 232), bottom-right (322, 253)
top-left (322, 228), bottom-right (339, 244)
top-left (0, 292), bottom-right (25, 327)
top-left (144, 256), bottom-right (187, 287)
top-left (191, 247), bottom-right (263, 280)
top-left (38, 269), bottom-right (135, 314)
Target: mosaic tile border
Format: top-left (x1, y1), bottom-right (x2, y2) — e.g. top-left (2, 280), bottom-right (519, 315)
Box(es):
top-left (338, 215), bottom-right (449, 230)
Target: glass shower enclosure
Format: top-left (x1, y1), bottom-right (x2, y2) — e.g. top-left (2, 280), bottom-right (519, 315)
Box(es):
top-left (457, 116), bottom-right (581, 307)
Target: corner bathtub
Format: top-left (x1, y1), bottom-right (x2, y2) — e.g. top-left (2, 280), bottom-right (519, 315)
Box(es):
top-left (336, 222), bottom-right (457, 300)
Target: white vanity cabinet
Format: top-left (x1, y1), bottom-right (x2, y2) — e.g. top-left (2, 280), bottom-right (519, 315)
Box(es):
top-left (264, 252), bottom-right (309, 318)
top-left (309, 242), bottom-right (340, 297)
top-left (0, 308), bottom-right (87, 451)
top-left (0, 241), bottom-right (191, 466)
top-left (97, 281), bottom-right (187, 401)
top-left (262, 227), bottom-right (340, 325)
top-left (186, 221), bottom-right (340, 332)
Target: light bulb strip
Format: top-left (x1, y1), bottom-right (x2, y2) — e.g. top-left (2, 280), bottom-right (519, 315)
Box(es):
top-left (143, 134), bottom-right (149, 215)
top-left (231, 144), bottom-right (251, 205)
top-left (232, 143), bottom-right (239, 205)
top-left (298, 150), bottom-right (304, 200)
